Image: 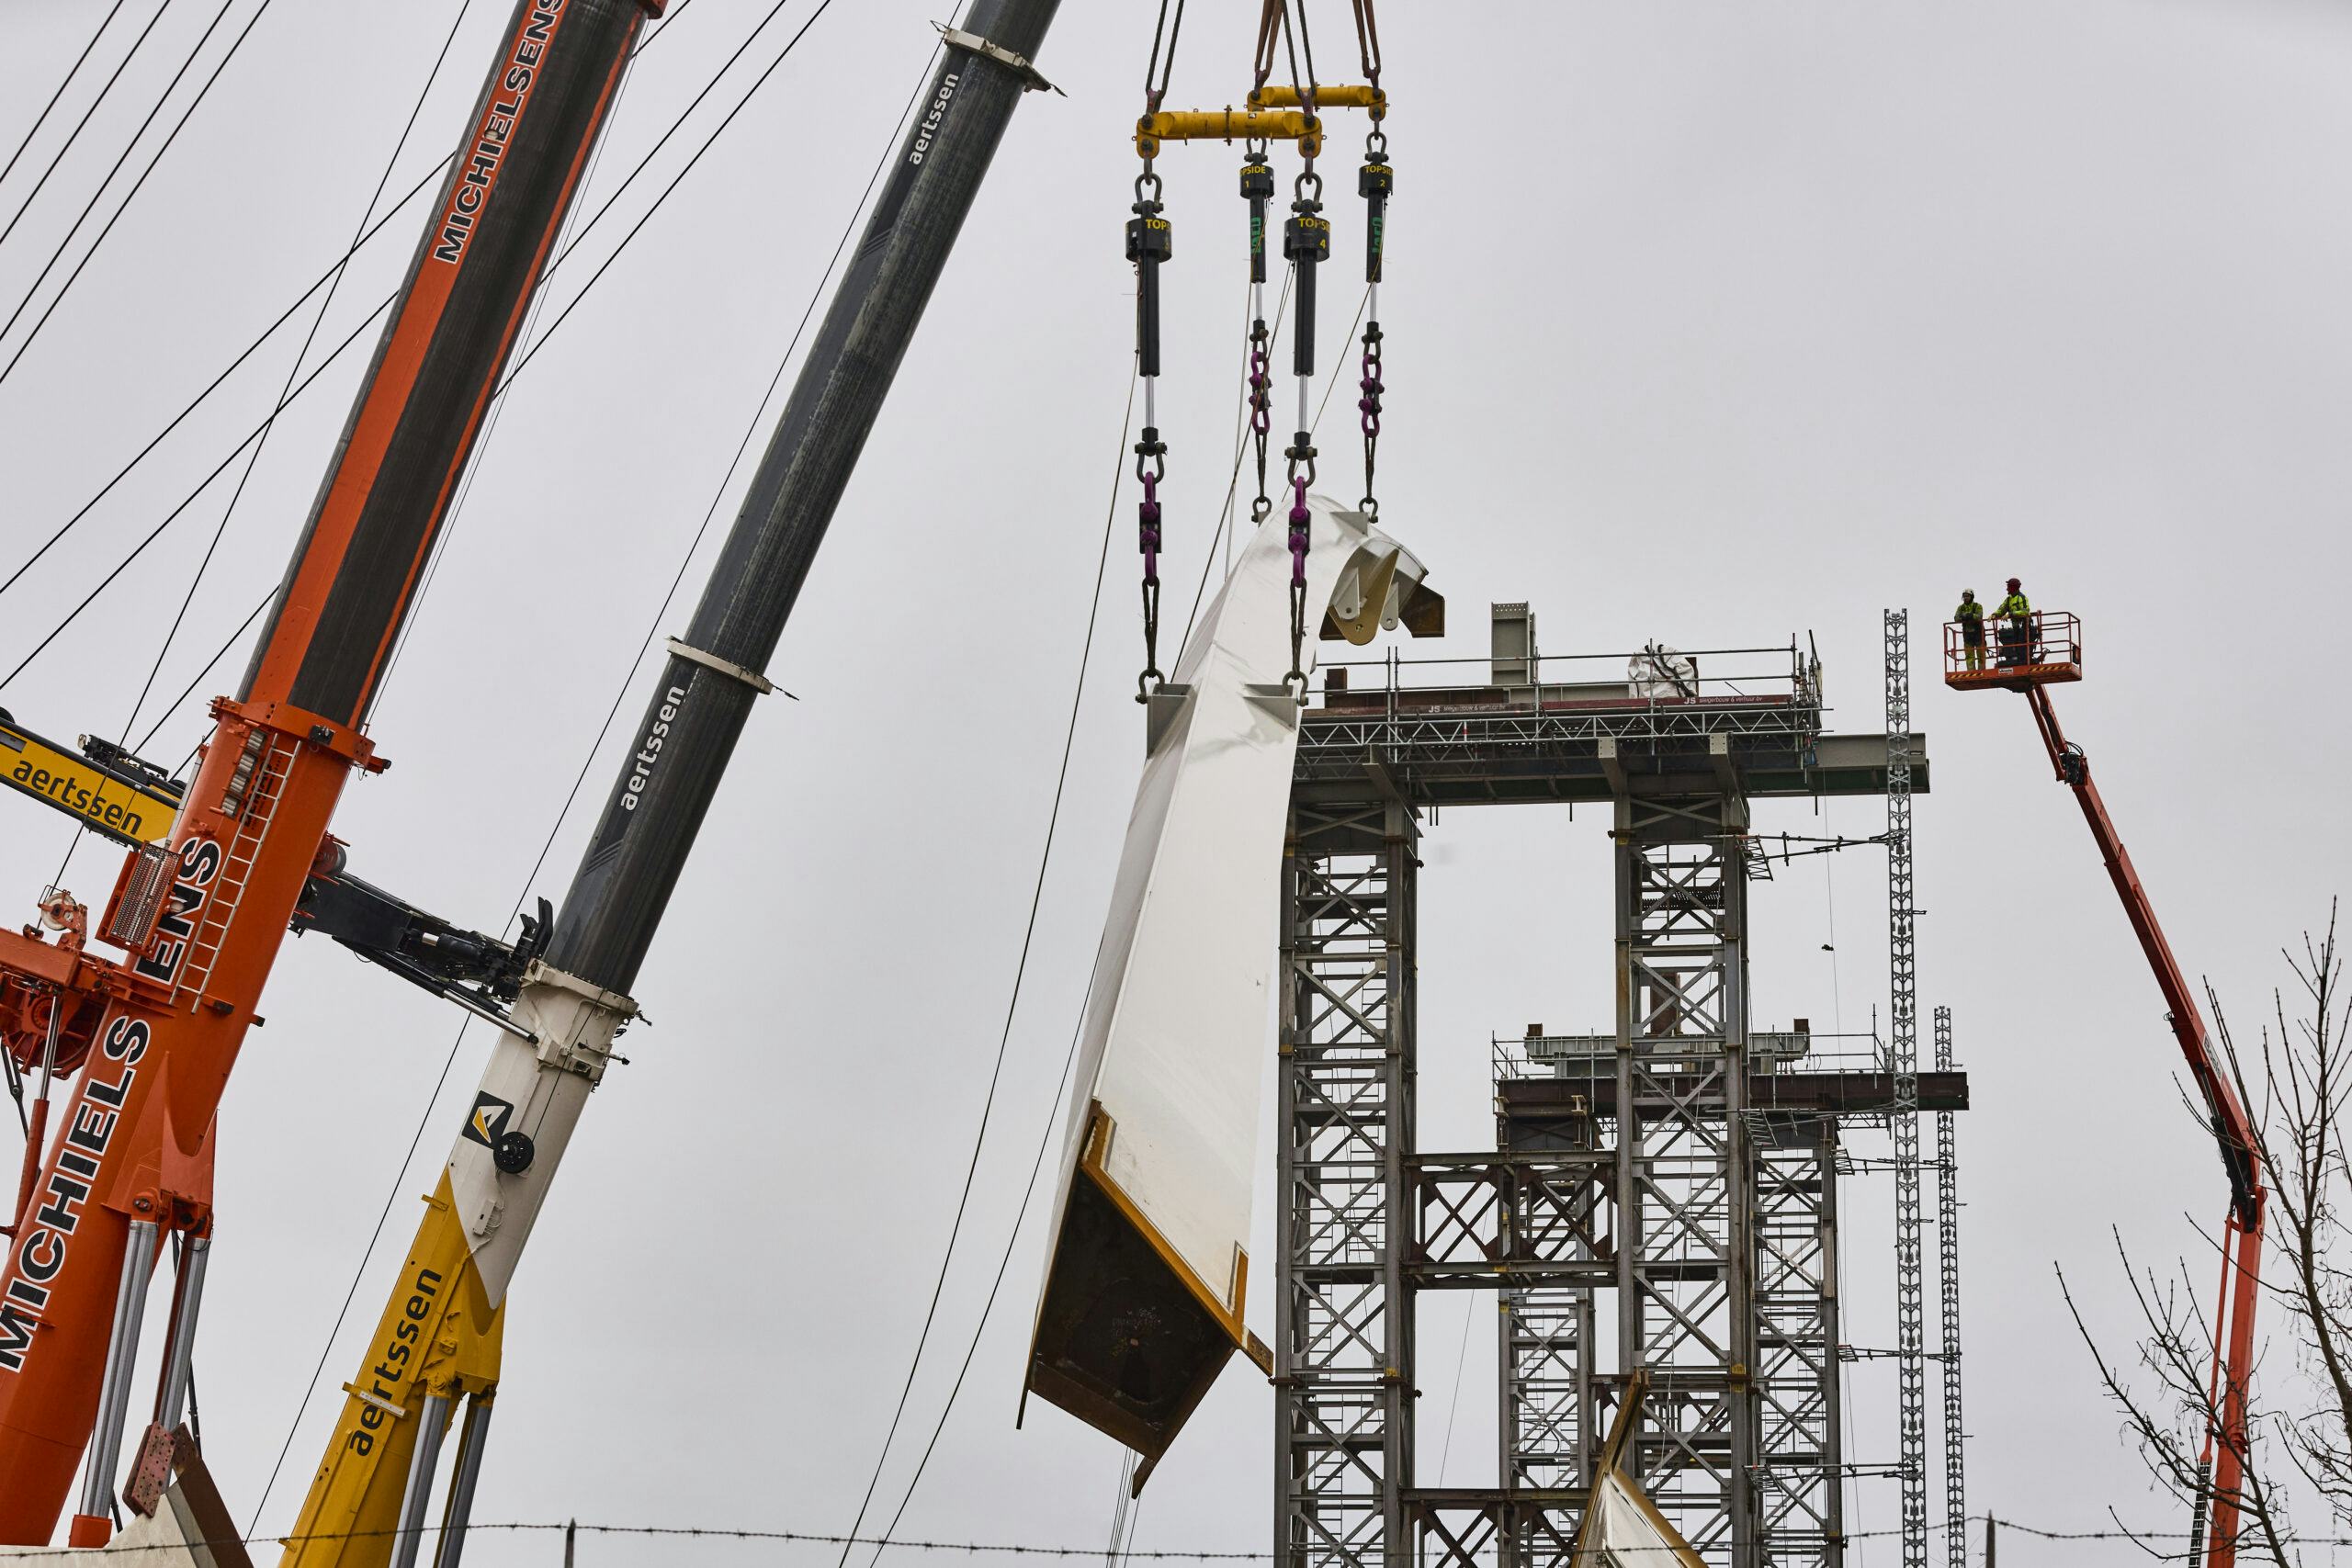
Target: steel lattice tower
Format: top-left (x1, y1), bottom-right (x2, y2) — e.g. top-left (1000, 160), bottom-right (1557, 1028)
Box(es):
top-left (1747, 1098), bottom-right (1844, 1555)
top-left (1884, 610), bottom-right (1928, 1568)
top-left (1276, 795), bottom-right (1418, 1568)
top-left (1268, 636), bottom-right (1951, 1568)
top-left (1933, 1006), bottom-right (1966, 1568)
top-left (1611, 796), bottom-right (1755, 1556)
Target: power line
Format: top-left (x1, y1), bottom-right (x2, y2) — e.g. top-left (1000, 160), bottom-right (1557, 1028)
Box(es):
top-left (119, 0), bottom-right (461, 744)
top-left (487, 0), bottom-right (841, 398)
top-left (0, 291), bottom-right (396, 690)
top-left (0, 158), bottom-right (451, 609)
top-left (0, 0), bottom-right (172, 261)
top-left (240, 1012), bottom-right (476, 1532)
top-left (0, 0), bottom-right (282, 392)
top-left (131, 591), bottom-right (268, 755)
top-left (369, 0), bottom-right (825, 707)
top-left (0, 0), bottom-right (709, 619)
top-left (0, 0), bottom-right (134, 198)
top-left (843, 364), bottom-right (1133, 1568)
top-left (44, 0), bottom-right (482, 900)
top-left (248, 15), bottom-right (895, 1532)
top-left (0, 1511), bottom-right (2309, 1562)
top-left (1, 0), bottom-right (840, 691)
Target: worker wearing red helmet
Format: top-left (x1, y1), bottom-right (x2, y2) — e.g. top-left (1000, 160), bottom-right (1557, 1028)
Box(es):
top-left (1994, 577), bottom-right (2032, 667)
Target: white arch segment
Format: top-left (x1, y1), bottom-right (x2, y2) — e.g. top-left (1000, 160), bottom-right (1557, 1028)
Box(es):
top-left (1024, 496), bottom-right (1434, 1474)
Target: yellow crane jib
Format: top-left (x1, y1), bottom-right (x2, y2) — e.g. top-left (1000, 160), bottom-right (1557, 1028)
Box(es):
top-left (0, 711), bottom-right (183, 847)
top-left (1133, 85), bottom-right (1387, 160)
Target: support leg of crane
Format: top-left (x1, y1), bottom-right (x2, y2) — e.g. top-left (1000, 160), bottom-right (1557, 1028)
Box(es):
top-left (154, 1233), bottom-right (209, 1431)
top-left (433, 1396), bottom-right (493, 1568)
top-left (390, 1393), bottom-right (453, 1568)
top-left (70, 1216), bottom-right (160, 1545)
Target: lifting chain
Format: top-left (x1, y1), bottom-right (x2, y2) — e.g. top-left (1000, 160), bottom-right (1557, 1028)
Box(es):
top-left (1357, 120), bottom-right (1389, 521)
top-left (1126, 0), bottom-right (1394, 705)
top-left (1282, 164), bottom-right (1328, 702)
top-left (1241, 142), bottom-right (1276, 525)
top-left (1131, 0), bottom-right (1184, 700)
top-left (1127, 167), bottom-right (1172, 699)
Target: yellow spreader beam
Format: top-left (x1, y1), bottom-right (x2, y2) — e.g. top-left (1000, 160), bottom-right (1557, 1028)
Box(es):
top-left (0, 712), bottom-right (181, 847)
top-left (1134, 84), bottom-right (1386, 158)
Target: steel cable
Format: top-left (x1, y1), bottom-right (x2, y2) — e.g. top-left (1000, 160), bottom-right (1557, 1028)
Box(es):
top-left (0, 0), bottom-right (135, 199)
top-left (1141, 0), bottom-right (1186, 113)
top-left (837, 387), bottom-right (1129, 1568)
top-left (0, 1512), bottom-right (2297, 1562)
top-left (368, 11), bottom-right (629, 710)
top-left (0, 166), bottom-right (450, 608)
top-left (865, 288), bottom-right (1371, 1553)
top-left (117, 0), bottom-right (469, 747)
top-left (0, 0), bottom-right (275, 392)
top-left (244, 20), bottom-right (909, 1532)
top-left (1, 0), bottom-right (834, 692)
top-left (485, 0), bottom-right (837, 397)
top-left (0, 0), bottom-right (703, 618)
top-left (844, 274), bottom-right (1375, 1553)
top-left (0, 0), bottom-right (172, 261)
top-left (42, 0), bottom-right (484, 903)
top-left (130, 592), bottom-right (268, 756)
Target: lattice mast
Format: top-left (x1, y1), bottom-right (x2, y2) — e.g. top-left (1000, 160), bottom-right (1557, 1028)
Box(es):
top-left (1932, 1006), bottom-right (1965, 1568)
top-left (1884, 609), bottom-right (1928, 1568)
top-left (1274, 796), bottom-right (1419, 1568)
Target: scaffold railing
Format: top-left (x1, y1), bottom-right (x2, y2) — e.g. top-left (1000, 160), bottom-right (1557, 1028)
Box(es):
top-left (1942, 610), bottom-right (2081, 691)
top-left (1295, 644), bottom-right (1832, 806)
top-left (1316, 638), bottom-right (1825, 711)
top-left (1490, 1027), bottom-right (1891, 1086)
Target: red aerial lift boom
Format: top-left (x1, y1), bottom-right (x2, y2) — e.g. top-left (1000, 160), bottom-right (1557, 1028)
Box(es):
top-left (0, 0), bottom-right (657, 1544)
top-left (1949, 610), bottom-right (2264, 1567)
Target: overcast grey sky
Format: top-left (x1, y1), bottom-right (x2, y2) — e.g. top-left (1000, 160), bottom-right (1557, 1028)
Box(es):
top-left (2, 0), bottom-right (2349, 1561)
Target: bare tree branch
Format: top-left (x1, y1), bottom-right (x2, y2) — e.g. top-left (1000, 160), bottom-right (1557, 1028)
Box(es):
top-left (2058, 908), bottom-right (2352, 1567)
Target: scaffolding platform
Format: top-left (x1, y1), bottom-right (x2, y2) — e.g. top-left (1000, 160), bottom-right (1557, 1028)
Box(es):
top-left (1500, 1068), bottom-right (1970, 1122)
top-left (1302, 641), bottom-right (1923, 806)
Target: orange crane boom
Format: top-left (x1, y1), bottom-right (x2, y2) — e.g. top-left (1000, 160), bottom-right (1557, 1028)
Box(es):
top-left (0, 0), bottom-right (656, 1543)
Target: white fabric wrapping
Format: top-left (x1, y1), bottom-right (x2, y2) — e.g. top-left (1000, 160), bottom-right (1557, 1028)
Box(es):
top-left (1578, 1467), bottom-right (1706, 1566)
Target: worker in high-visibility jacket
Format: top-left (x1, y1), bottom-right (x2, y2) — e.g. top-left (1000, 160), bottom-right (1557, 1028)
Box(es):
top-left (1953, 589), bottom-right (1986, 671)
top-left (1994, 577), bottom-right (2032, 667)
